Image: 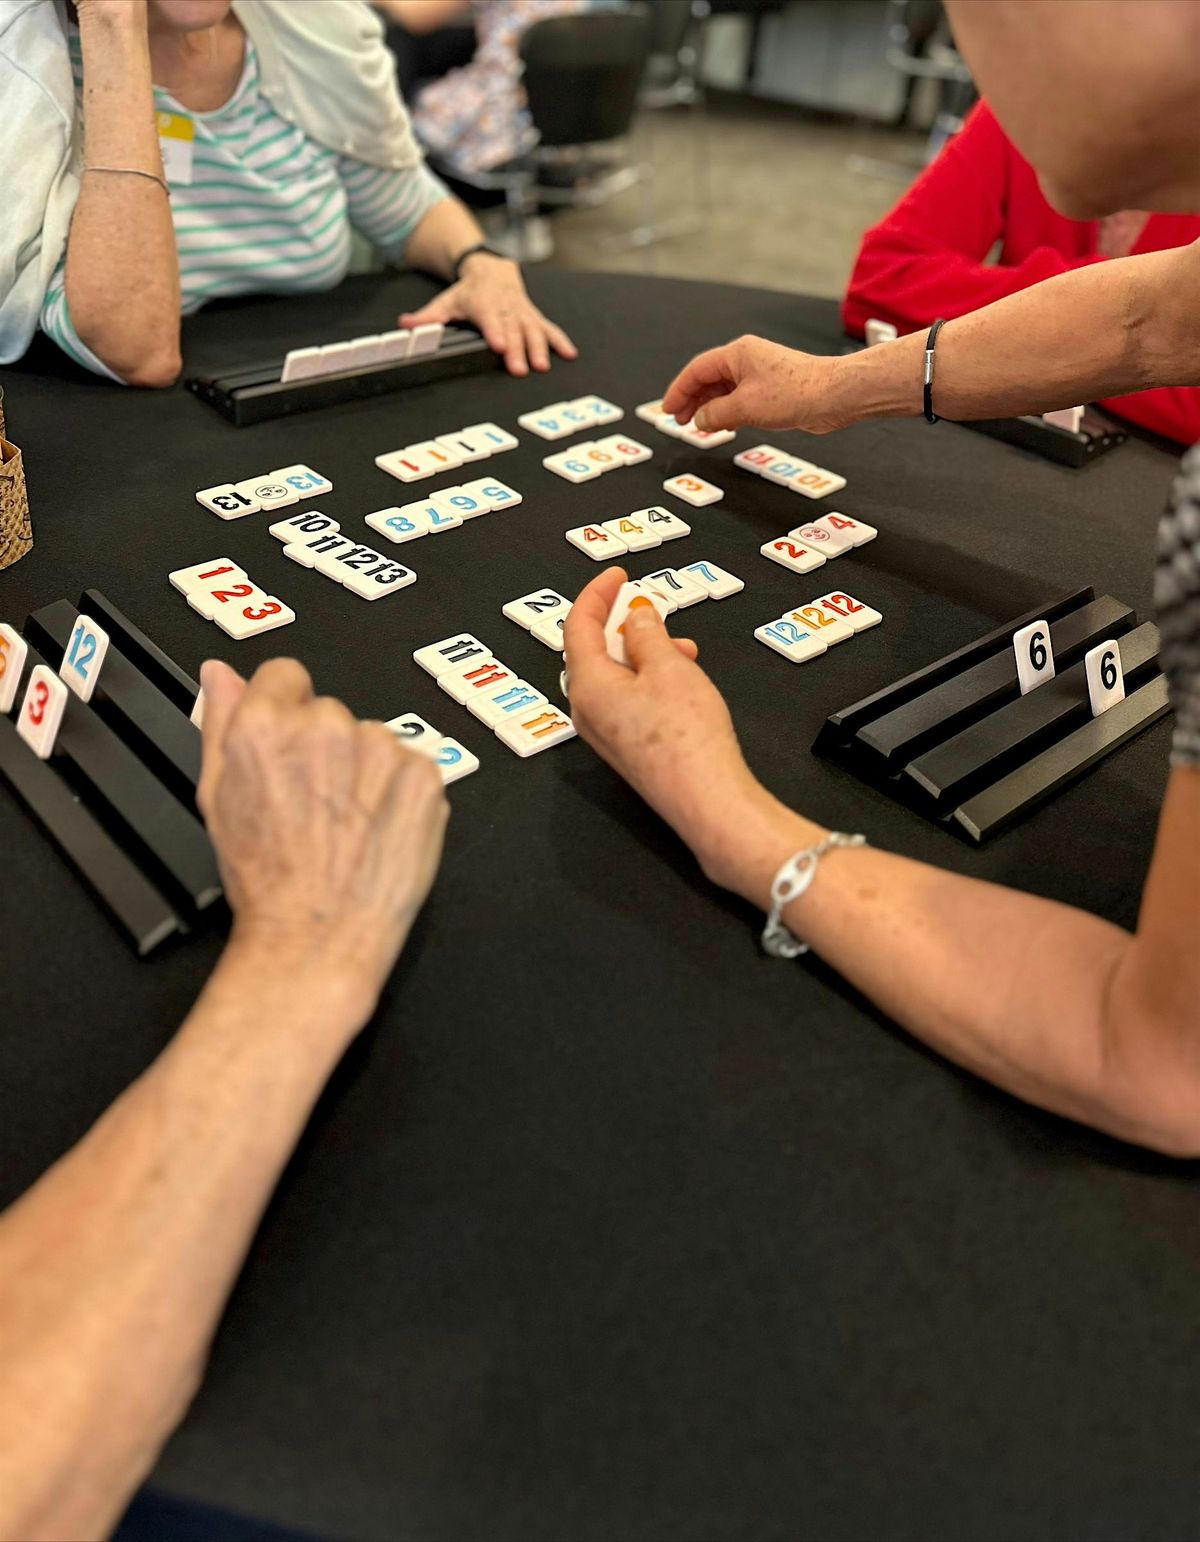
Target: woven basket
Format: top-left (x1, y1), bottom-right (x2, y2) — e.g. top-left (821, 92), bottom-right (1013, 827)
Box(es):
top-left (0, 417), bottom-right (32, 571)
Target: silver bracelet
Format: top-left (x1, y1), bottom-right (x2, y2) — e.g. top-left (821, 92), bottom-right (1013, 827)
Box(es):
top-left (761, 831), bottom-right (867, 958)
top-left (83, 165), bottom-right (170, 196)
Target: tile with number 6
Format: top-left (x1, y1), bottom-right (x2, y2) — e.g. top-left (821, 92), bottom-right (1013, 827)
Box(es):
top-left (1084, 640), bottom-right (1125, 716)
top-left (59, 613), bottom-right (111, 703)
top-left (1013, 619), bottom-right (1055, 695)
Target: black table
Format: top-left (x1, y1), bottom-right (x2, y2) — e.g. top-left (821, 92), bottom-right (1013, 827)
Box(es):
top-left (3, 271), bottom-right (1197, 1542)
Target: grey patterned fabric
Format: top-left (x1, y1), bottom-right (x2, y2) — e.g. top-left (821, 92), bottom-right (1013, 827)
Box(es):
top-left (1157, 444), bottom-right (1200, 764)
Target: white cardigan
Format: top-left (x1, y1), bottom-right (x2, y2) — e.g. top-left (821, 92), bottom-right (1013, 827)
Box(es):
top-left (0, 0), bottom-right (422, 365)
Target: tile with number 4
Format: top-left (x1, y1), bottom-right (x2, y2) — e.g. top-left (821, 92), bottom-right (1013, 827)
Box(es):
top-left (17, 665), bottom-right (69, 758)
top-left (567, 524), bottom-right (627, 559)
top-left (760, 537), bottom-right (826, 575)
top-left (601, 515), bottom-right (660, 552)
top-left (637, 505), bottom-right (690, 541)
top-left (815, 592), bottom-right (882, 632)
top-left (494, 706), bottom-right (577, 757)
top-left (663, 474), bottom-right (724, 507)
top-left (683, 560), bottom-right (744, 600)
top-left (0, 623), bottom-right (29, 714)
top-left (754, 618), bottom-right (827, 665)
top-left (818, 512), bottom-right (877, 547)
top-left (59, 613), bottom-right (111, 703)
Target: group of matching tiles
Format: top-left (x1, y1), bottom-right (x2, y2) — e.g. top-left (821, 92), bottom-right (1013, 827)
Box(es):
top-left (375, 419), bottom-right (519, 484)
top-left (281, 321), bottom-right (444, 384)
top-left (735, 442), bottom-right (847, 501)
top-left (412, 632), bottom-right (576, 758)
top-left (196, 464), bottom-right (333, 521)
top-left (543, 432), bottom-right (654, 483)
top-left (755, 511), bottom-right (882, 663)
top-left (0, 611), bottom-right (115, 759)
top-left (635, 398), bottom-right (737, 451)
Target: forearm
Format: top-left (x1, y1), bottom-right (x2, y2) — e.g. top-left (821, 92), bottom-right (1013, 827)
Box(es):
top-left (67, 9), bottom-right (181, 386)
top-left (687, 774), bottom-right (1200, 1155)
top-left (402, 195), bottom-right (484, 282)
top-left (829, 242), bottom-right (1200, 424)
top-left (0, 936), bottom-right (368, 1541)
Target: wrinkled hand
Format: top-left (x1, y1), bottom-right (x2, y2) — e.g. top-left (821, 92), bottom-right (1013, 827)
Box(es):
top-left (564, 570), bottom-right (766, 870)
top-left (197, 659), bottom-right (449, 1004)
top-left (663, 334), bottom-right (845, 436)
top-left (399, 254), bottom-right (577, 377)
top-left (74, 0), bottom-right (149, 25)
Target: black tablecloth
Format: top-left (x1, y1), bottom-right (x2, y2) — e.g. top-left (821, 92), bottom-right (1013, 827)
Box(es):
top-left (2, 270), bottom-right (1196, 1542)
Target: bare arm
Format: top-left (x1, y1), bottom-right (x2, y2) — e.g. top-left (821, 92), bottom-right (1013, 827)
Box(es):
top-left (665, 240), bottom-right (1200, 434)
top-left (0, 660), bottom-right (447, 1540)
top-left (564, 571), bottom-right (1200, 1158)
top-left (372, 0), bottom-right (472, 33)
top-left (66, 1), bottom-right (181, 388)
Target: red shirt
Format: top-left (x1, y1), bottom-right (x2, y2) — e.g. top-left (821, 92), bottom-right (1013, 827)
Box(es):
top-left (842, 101), bottom-right (1200, 445)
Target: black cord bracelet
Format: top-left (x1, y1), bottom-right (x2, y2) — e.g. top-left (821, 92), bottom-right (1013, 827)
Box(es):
top-left (923, 317), bottom-right (947, 423)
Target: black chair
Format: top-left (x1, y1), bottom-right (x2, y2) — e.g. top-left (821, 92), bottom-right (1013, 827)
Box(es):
top-left (426, 6), bottom-right (654, 261)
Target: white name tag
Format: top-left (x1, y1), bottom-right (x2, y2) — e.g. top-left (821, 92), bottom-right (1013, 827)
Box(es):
top-left (157, 110), bottom-right (195, 186)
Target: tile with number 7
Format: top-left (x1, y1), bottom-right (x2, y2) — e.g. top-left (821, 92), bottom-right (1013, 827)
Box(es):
top-left (604, 581), bottom-right (670, 667)
top-left (814, 592), bottom-right (882, 632)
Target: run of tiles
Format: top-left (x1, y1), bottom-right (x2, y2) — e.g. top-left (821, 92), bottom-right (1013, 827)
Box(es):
top-left (635, 398), bottom-right (737, 450)
top-left (369, 421), bottom-right (523, 544)
top-left (413, 634), bottom-right (576, 759)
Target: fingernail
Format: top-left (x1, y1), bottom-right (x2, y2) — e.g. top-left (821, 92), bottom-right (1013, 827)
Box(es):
top-left (625, 597), bottom-right (657, 627)
top-left (693, 408), bottom-right (708, 430)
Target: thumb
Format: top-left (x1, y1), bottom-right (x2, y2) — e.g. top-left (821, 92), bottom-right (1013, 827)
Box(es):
top-left (398, 292), bottom-right (457, 328)
top-left (196, 658), bottom-right (246, 808)
top-left (622, 596), bottom-right (676, 672)
top-left (693, 392), bottom-right (745, 433)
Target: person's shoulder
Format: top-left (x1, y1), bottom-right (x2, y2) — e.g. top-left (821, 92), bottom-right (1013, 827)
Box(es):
top-left (237, 0), bottom-right (388, 60)
top-left (0, 0), bottom-right (72, 122)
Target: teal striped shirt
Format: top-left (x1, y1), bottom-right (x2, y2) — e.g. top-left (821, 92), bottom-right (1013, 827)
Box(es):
top-left (41, 34), bottom-right (448, 381)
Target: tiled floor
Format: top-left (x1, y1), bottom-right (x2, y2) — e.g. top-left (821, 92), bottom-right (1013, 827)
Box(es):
top-left (538, 95), bottom-right (925, 299)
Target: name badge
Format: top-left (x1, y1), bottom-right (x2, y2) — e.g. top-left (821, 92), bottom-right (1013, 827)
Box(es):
top-left (157, 111), bottom-right (195, 186)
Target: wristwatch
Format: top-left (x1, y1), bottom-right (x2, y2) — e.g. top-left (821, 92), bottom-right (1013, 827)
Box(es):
top-left (452, 243), bottom-right (509, 281)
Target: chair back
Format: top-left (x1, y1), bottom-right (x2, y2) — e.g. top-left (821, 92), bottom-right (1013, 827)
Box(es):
top-left (520, 7), bottom-right (653, 148)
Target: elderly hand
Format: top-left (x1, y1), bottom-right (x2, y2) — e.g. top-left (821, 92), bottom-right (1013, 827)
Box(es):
top-left (663, 334), bottom-right (848, 436)
top-left (563, 569), bottom-right (783, 880)
top-left (399, 253), bottom-right (577, 377)
top-left (197, 659), bottom-right (449, 1018)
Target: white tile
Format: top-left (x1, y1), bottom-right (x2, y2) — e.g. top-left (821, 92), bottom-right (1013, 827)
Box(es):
top-left (435, 431), bottom-right (489, 463)
top-left (169, 558), bottom-right (247, 595)
top-left (376, 328), bottom-right (412, 363)
top-left (762, 456), bottom-right (816, 488)
top-left (788, 464), bottom-right (847, 500)
top-left (439, 657), bottom-right (518, 705)
top-left (603, 581), bottom-right (670, 666)
top-left (315, 341), bottom-right (359, 375)
top-left (414, 438), bottom-right (465, 476)
top-left (456, 476), bottom-right (522, 511)
top-left (385, 712), bottom-right (443, 758)
top-left (544, 447), bottom-right (604, 483)
top-left (1084, 640), bottom-right (1125, 715)
top-left (233, 476), bottom-right (298, 511)
top-left (190, 690), bottom-right (205, 729)
top-left (633, 578), bottom-right (676, 615)
top-left (656, 414), bottom-right (687, 439)
top-left (344, 335), bottom-right (384, 369)
top-left (1013, 620), bottom-right (1055, 695)
top-left (518, 404), bottom-right (573, 440)
top-left (642, 568), bottom-right (706, 608)
top-left (211, 594), bottom-right (296, 640)
top-left (759, 537), bottom-right (826, 575)
top-left (816, 512), bottom-right (877, 547)
top-left (494, 706), bottom-right (577, 757)
top-left (340, 558), bottom-right (417, 600)
top-left (0, 623), bottom-right (29, 713)
top-left (283, 533), bottom-right (353, 569)
top-left (570, 395), bottom-right (624, 426)
top-left (579, 440), bottom-right (623, 474)
top-left (559, 667), bottom-right (570, 700)
top-left (754, 618), bottom-right (828, 664)
top-left (409, 321), bottom-right (444, 357)
top-left (635, 398), bottom-right (670, 428)
top-left (16, 665), bottom-right (69, 758)
top-left (779, 602), bottom-right (854, 646)
top-left (636, 505), bottom-right (690, 541)
top-left (196, 482), bottom-right (259, 519)
top-left (59, 612), bottom-right (111, 703)
top-left (459, 420), bottom-right (518, 453)
top-left (188, 576), bottom-right (260, 620)
top-left (594, 432), bottom-right (653, 466)
top-left (813, 591), bottom-right (883, 632)
top-left (502, 588), bottom-right (572, 630)
top-left (434, 736), bottom-right (479, 783)
top-left (788, 520), bottom-right (853, 558)
top-left (413, 634), bottom-right (491, 677)
top-left (375, 446), bottom-right (445, 483)
top-left (567, 524), bottom-right (627, 559)
top-left (386, 494), bottom-right (462, 535)
top-left (1044, 405), bottom-right (1085, 433)
top-left (865, 318), bottom-right (899, 347)
top-left (311, 540), bottom-right (382, 584)
top-left (556, 400), bottom-right (593, 433)
top-left (364, 506), bottom-right (428, 544)
top-left (678, 424), bottom-right (736, 449)
top-left (465, 680), bottom-right (548, 727)
top-left (601, 514), bottom-right (661, 553)
top-left (531, 612), bottom-right (569, 651)
top-left (268, 510), bottom-right (340, 544)
top-left (426, 485), bottom-right (482, 521)
top-left (682, 560), bottom-right (744, 599)
top-left (279, 347), bottom-right (323, 383)
top-left (733, 443), bottom-right (787, 475)
top-left (269, 464), bottom-right (333, 499)
top-left (663, 474), bottom-right (724, 507)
